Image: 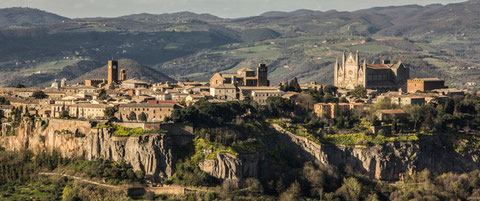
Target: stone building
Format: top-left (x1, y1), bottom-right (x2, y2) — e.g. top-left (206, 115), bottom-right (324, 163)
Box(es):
top-left (210, 63), bottom-right (270, 87)
top-left (210, 84), bottom-right (237, 101)
top-left (314, 103), bottom-right (350, 119)
top-left (69, 104), bottom-right (109, 119)
top-left (120, 79), bottom-right (150, 89)
top-left (251, 89), bottom-right (284, 105)
top-left (334, 51), bottom-right (409, 91)
top-left (376, 109), bottom-right (407, 122)
top-left (119, 69), bottom-right (127, 82)
top-left (50, 103), bottom-right (109, 119)
top-left (117, 103), bottom-right (177, 122)
top-left (314, 102), bottom-right (366, 119)
top-left (85, 79), bottom-right (106, 87)
top-left (407, 78), bottom-right (445, 93)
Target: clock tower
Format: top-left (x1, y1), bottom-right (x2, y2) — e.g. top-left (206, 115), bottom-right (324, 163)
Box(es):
top-left (108, 60), bottom-right (119, 84)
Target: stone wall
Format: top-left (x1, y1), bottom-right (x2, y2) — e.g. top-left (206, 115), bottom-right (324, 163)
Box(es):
top-left (117, 122), bottom-right (161, 130)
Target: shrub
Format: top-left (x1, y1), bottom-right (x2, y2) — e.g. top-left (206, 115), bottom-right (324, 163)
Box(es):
top-left (204, 191), bottom-right (216, 201)
top-left (279, 181), bottom-right (302, 201)
top-left (338, 177), bottom-right (362, 201)
top-left (144, 191), bottom-right (155, 200)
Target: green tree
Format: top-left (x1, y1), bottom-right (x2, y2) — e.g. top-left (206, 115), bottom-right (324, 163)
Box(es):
top-left (339, 177), bottom-right (362, 201)
top-left (279, 181), bottom-right (302, 201)
top-left (373, 97), bottom-right (398, 110)
top-left (60, 109), bottom-right (70, 119)
top-left (324, 85), bottom-right (338, 96)
top-left (104, 107), bottom-right (117, 119)
top-left (339, 97), bottom-right (349, 103)
top-left (98, 89), bottom-right (108, 100)
top-left (128, 112), bottom-right (137, 121)
top-left (144, 191), bottom-right (155, 200)
top-left (31, 91), bottom-right (48, 99)
top-left (289, 77), bottom-right (302, 92)
top-left (0, 97), bottom-right (10, 105)
top-left (404, 105), bottom-right (422, 130)
top-left (266, 96), bottom-right (294, 117)
top-left (138, 112), bottom-right (147, 122)
top-left (351, 85), bottom-right (367, 98)
top-left (15, 83), bottom-right (25, 88)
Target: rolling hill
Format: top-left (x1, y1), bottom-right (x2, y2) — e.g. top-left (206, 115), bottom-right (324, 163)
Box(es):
top-left (119, 11), bottom-right (222, 23)
top-left (0, 1), bottom-right (479, 90)
top-left (0, 7), bottom-right (69, 27)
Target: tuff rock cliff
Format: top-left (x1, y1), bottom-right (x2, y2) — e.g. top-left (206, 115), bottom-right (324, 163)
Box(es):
top-left (2, 118), bottom-right (478, 183)
top-left (0, 118), bottom-right (175, 181)
top-left (199, 152), bottom-right (264, 181)
top-left (274, 124), bottom-right (480, 181)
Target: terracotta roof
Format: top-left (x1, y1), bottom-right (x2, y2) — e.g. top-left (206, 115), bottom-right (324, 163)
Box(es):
top-left (237, 67), bottom-right (254, 72)
top-left (219, 73), bottom-right (237, 78)
top-left (238, 86), bottom-right (279, 90)
top-left (73, 104), bottom-right (109, 108)
top-left (147, 100), bottom-right (178, 104)
top-left (367, 64), bottom-right (391, 69)
top-left (122, 79), bottom-right (149, 84)
top-left (119, 103), bottom-right (176, 108)
top-left (211, 84), bottom-right (236, 89)
top-left (377, 109), bottom-right (405, 114)
top-left (410, 78), bottom-right (443, 81)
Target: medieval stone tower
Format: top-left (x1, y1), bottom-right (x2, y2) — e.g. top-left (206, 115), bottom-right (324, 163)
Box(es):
top-left (119, 69), bottom-right (127, 82)
top-left (256, 63), bottom-right (269, 86)
top-left (108, 60), bottom-right (119, 84)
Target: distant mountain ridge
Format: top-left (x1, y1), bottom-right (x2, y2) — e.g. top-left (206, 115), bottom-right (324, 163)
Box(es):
top-left (0, 7), bottom-right (69, 27)
top-left (119, 11), bottom-right (222, 22)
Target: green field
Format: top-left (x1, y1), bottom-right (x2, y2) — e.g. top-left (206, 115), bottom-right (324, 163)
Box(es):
top-left (21, 60), bottom-right (80, 76)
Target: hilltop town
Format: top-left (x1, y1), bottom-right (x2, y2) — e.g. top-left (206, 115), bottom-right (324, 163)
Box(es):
top-left (1, 51), bottom-right (479, 200)
top-left (0, 51), bottom-right (466, 127)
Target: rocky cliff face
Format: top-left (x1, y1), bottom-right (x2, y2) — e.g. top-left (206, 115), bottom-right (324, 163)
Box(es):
top-left (274, 124), bottom-right (480, 181)
top-left (4, 118), bottom-right (473, 183)
top-left (0, 118), bottom-right (175, 181)
top-left (199, 152), bottom-right (264, 182)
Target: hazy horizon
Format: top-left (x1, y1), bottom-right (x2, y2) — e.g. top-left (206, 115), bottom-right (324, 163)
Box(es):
top-left (0, 0), bottom-right (467, 19)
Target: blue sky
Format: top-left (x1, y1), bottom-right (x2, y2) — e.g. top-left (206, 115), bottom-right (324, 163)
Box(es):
top-left (0, 0), bottom-right (466, 18)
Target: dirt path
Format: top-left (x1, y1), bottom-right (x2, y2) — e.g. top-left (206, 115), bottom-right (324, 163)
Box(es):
top-left (38, 172), bottom-right (122, 189)
top-left (39, 172), bottom-right (215, 195)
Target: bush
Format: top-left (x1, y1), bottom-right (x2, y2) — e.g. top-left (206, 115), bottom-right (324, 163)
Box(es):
top-left (31, 90), bottom-right (48, 99)
top-left (338, 177), bottom-right (362, 201)
top-left (279, 181), bottom-right (302, 201)
top-left (144, 191), bottom-right (155, 200)
top-left (204, 191), bottom-right (216, 201)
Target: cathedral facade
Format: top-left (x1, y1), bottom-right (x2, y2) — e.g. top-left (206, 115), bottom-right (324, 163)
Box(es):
top-left (334, 51), bottom-right (409, 91)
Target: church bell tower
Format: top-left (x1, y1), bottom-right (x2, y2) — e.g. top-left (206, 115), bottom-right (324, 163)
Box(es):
top-left (108, 60), bottom-right (119, 84)
top-left (256, 63), bottom-right (269, 86)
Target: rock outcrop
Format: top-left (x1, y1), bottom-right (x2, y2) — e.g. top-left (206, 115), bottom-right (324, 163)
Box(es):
top-left (199, 152), bottom-right (264, 181)
top-left (0, 118), bottom-right (175, 181)
top-left (273, 124), bottom-right (480, 181)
